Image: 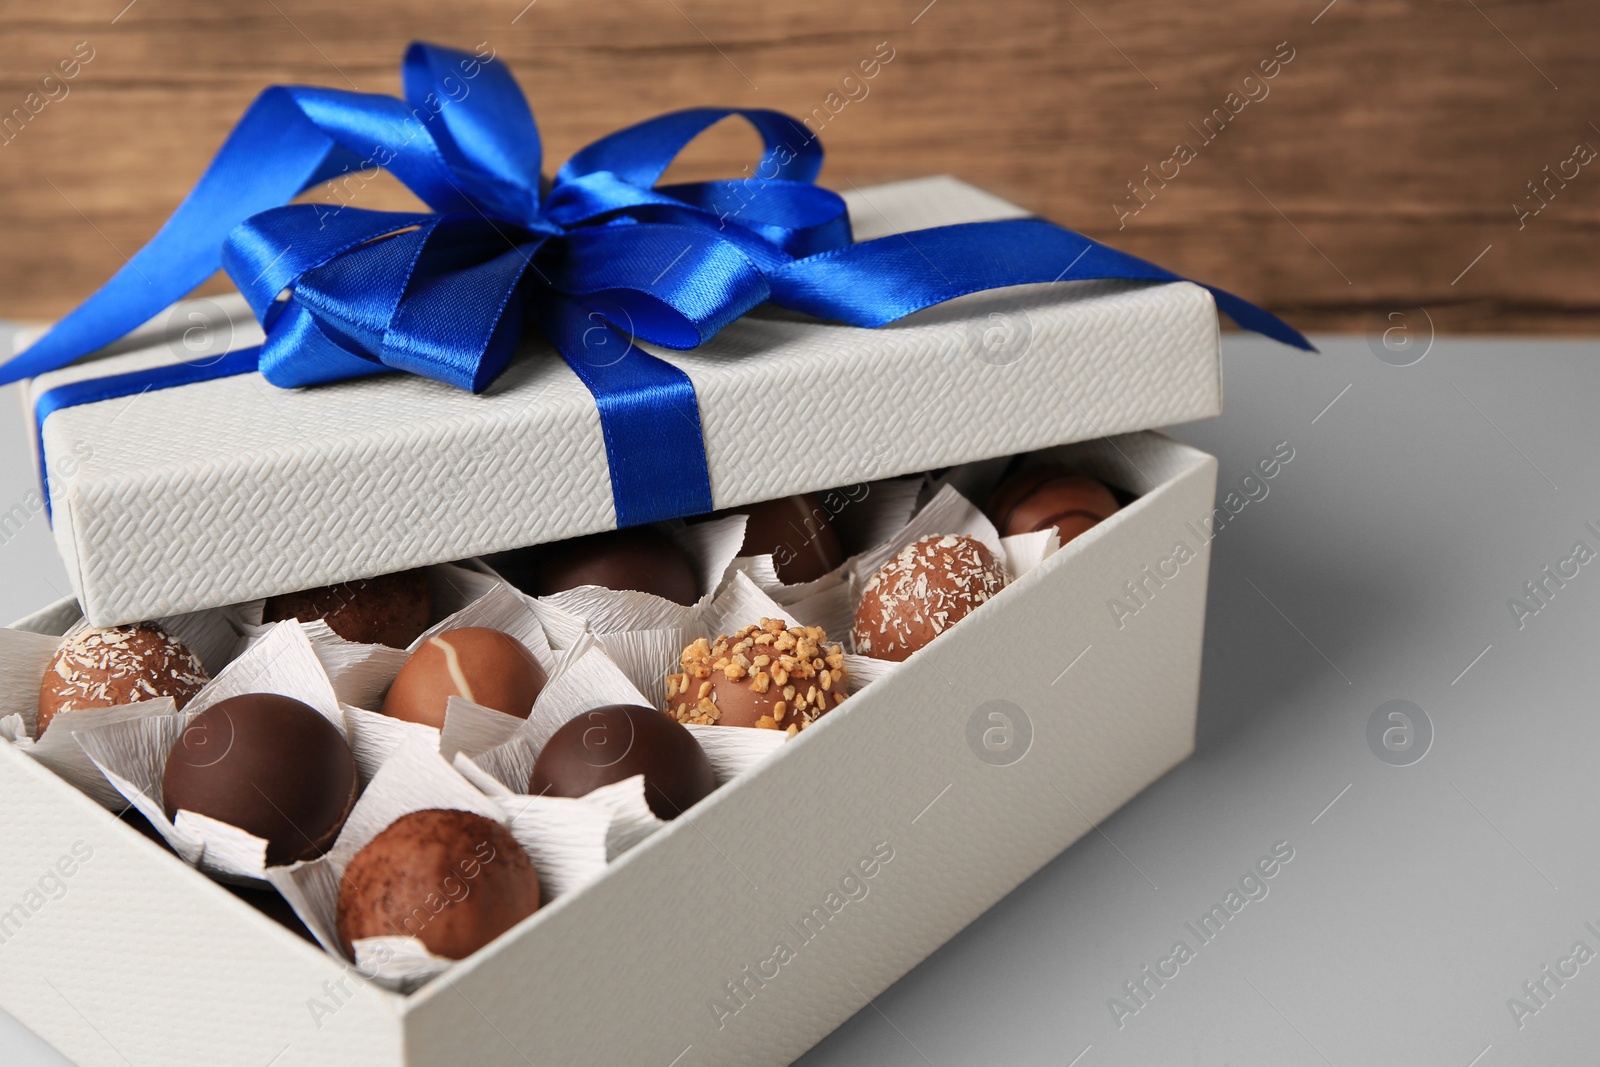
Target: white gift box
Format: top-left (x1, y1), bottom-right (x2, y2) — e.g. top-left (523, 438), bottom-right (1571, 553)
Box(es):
top-left (24, 177), bottom-right (1220, 627)
top-left (3, 176), bottom-right (1225, 1066)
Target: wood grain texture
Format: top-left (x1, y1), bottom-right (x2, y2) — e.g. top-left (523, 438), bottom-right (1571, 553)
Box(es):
top-left (0, 0), bottom-right (1596, 333)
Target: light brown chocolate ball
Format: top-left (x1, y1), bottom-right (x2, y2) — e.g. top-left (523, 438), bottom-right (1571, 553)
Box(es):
top-left (381, 628), bottom-right (546, 729)
top-left (666, 619), bottom-right (848, 732)
top-left (985, 465), bottom-right (1120, 542)
top-left (263, 569), bottom-right (432, 649)
top-left (336, 809), bottom-right (541, 960)
top-left (851, 535), bottom-right (1008, 661)
top-left (37, 624), bottom-right (209, 737)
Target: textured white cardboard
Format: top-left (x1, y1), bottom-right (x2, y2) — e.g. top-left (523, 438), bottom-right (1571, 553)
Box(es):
top-left (0, 431), bottom-right (1216, 1067)
top-left (27, 177), bottom-right (1222, 627)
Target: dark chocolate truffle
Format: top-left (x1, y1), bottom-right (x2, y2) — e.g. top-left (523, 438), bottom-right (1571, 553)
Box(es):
top-left (336, 809), bottom-right (540, 960)
top-left (162, 693), bottom-right (358, 866)
top-left (851, 535), bottom-right (1008, 661)
top-left (497, 527), bottom-right (698, 605)
top-left (530, 704), bottom-right (715, 819)
top-left (667, 619), bottom-right (848, 732)
top-left (985, 465), bottom-right (1120, 542)
top-left (381, 627), bottom-right (547, 730)
top-left (732, 494), bottom-right (844, 584)
top-left (37, 624), bottom-right (209, 737)
top-left (263, 569), bottom-right (432, 649)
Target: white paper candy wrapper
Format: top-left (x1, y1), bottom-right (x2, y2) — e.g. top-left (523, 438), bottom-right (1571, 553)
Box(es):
top-left (68, 621), bottom-right (350, 884)
top-left (482, 515), bottom-right (749, 648)
top-left (0, 604), bottom-right (249, 809)
top-left (267, 735), bottom-right (614, 992)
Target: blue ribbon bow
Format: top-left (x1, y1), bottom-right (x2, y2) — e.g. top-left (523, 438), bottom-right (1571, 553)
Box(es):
top-left (6, 42), bottom-right (1310, 526)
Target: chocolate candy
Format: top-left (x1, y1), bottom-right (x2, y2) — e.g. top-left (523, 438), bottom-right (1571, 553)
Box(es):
top-left (37, 624), bottom-right (209, 737)
top-left (381, 627), bottom-right (547, 729)
top-left (731, 494), bottom-right (844, 584)
top-left (263, 569), bottom-right (432, 649)
top-left (667, 619), bottom-right (848, 731)
top-left (336, 809), bottom-right (540, 960)
top-left (530, 704), bottom-right (715, 819)
top-left (985, 465), bottom-right (1120, 542)
top-left (852, 535), bottom-right (1008, 661)
top-left (497, 527), bottom-right (699, 605)
top-left (162, 693), bottom-right (358, 866)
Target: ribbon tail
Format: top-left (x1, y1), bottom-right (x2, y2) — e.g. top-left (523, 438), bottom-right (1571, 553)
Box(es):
top-left (538, 294), bottom-right (713, 526)
top-left (0, 89), bottom-right (361, 387)
top-left (769, 218), bottom-right (1315, 352)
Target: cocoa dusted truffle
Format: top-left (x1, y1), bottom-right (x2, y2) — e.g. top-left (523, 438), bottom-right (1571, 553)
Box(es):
top-left (263, 569), bottom-right (432, 649)
top-left (336, 809), bottom-right (540, 960)
top-left (496, 527), bottom-right (699, 605)
top-left (727, 494), bottom-right (844, 584)
top-left (985, 465), bottom-right (1120, 542)
top-left (37, 624), bottom-right (209, 737)
top-left (529, 704), bottom-right (715, 819)
top-left (852, 535), bottom-right (1008, 661)
top-left (667, 619), bottom-right (848, 732)
top-left (381, 628), bottom-right (547, 730)
top-left (162, 693), bottom-right (358, 866)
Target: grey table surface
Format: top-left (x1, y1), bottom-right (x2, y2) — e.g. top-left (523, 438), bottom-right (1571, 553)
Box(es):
top-left (3, 332), bottom-right (1597, 1066)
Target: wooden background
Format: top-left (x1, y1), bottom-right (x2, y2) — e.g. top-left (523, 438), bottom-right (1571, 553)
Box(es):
top-left (1, 0), bottom-right (1596, 334)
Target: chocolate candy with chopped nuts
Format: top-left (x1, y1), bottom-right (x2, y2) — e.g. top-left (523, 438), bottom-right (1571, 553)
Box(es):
top-left (381, 627), bottom-right (547, 730)
top-left (162, 693), bottom-right (358, 866)
top-left (263, 569), bottom-right (432, 649)
top-left (495, 527), bottom-right (699, 605)
top-left (530, 704), bottom-right (715, 819)
top-left (985, 465), bottom-right (1119, 542)
top-left (667, 618), bottom-right (849, 732)
top-left (336, 809), bottom-right (540, 960)
top-left (851, 535), bottom-right (1008, 661)
top-left (37, 624), bottom-right (209, 737)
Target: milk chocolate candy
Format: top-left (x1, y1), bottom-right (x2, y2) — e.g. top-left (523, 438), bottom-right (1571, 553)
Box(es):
top-left (986, 465), bottom-right (1119, 542)
top-left (336, 809), bottom-right (541, 960)
top-left (381, 628), bottom-right (547, 729)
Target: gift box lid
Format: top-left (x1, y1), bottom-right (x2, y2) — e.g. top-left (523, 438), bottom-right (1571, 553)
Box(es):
top-left (25, 176), bottom-right (1222, 626)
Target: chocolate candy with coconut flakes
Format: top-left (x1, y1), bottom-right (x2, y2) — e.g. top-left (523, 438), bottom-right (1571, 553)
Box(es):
top-left (36, 623), bottom-right (209, 737)
top-left (851, 535), bottom-right (1008, 662)
top-left (667, 619), bottom-right (849, 732)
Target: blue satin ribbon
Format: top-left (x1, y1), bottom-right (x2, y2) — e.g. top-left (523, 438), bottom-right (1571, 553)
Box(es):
top-left (9, 42), bottom-right (1311, 528)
